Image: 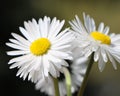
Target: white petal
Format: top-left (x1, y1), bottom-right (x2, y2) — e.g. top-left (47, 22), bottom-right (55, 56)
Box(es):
top-left (83, 13), bottom-right (90, 33)
top-left (16, 67), bottom-right (26, 76)
top-left (51, 61), bottom-right (62, 70)
top-left (33, 56), bottom-right (42, 71)
top-left (35, 77), bottom-right (45, 89)
top-left (107, 51), bottom-right (117, 70)
top-left (28, 71), bottom-right (34, 82)
top-left (10, 59), bottom-right (29, 69)
top-left (8, 54), bottom-right (32, 64)
top-left (75, 15), bottom-right (87, 33)
top-left (32, 18), bottom-right (41, 37)
top-left (11, 33), bottom-right (30, 46)
top-left (60, 60), bottom-right (69, 67)
top-left (7, 50), bottom-right (29, 56)
top-left (25, 56), bottom-right (38, 72)
top-left (49, 50), bottom-right (73, 60)
top-left (39, 16), bottom-right (50, 38)
top-left (47, 53), bottom-right (62, 63)
top-left (91, 18), bottom-right (96, 32)
top-left (6, 43), bottom-right (26, 50)
top-left (84, 49), bottom-right (92, 57)
top-left (69, 20), bottom-right (83, 34)
top-left (23, 70), bottom-right (28, 80)
top-left (48, 19), bottom-right (65, 39)
top-left (26, 21), bottom-right (38, 39)
top-left (49, 63), bottom-right (58, 78)
top-left (103, 26), bottom-right (109, 35)
top-left (49, 17), bottom-right (57, 30)
top-left (98, 22), bottom-right (104, 32)
top-left (51, 28), bottom-right (69, 41)
top-left (9, 39), bottom-right (29, 48)
top-left (51, 37), bottom-right (73, 48)
top-left (9, 62), bottom-right (19, 69)
top-left (19, 27), bottom-right (33, 42)
top-left (94, 49), bottom-right (100, 62)
top-left (98, 56), bottom-right (106, 72)
top-left (101, 48), bottom-right (108, 62)
top-left (43, 55), bottom-right (50, 77)
top-left (111, 34), bottom-right (120, 43)
top-left (51, 44), bottom-right (71, 51)
top-left (47, 17), bottom-right (57, 38)
top-left (69, 15), bottom-right (87, 35)
top-left (51, 31), bottom-right (74, 45)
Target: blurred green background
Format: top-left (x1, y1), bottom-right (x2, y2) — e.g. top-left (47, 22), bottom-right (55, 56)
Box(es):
top-left (1, 0), bottom-right (120, 96)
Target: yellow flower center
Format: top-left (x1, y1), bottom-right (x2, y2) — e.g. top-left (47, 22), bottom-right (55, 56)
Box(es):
top-left (30, 38), bottom-right (51, 56)
top-left (90, 31), bottom-right (111, 45)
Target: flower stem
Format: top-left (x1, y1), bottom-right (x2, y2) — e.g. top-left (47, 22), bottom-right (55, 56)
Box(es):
top-left (53, 77), bottom-right (60, 96)
top-left (63, 67), bottom-right (72, 96)
top-left (77, 53), bottom-right (94, 96)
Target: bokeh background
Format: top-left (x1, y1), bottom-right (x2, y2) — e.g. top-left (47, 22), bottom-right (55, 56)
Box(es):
top-left (1, 0), bottom-right (120, 96)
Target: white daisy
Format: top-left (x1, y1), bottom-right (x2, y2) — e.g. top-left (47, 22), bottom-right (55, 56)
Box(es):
top-left (35, 47), bottom-right (88, 96)
top-left (69, 13), bottom-right (120, 72)
top-left (6, 16), bottom-right (74, 83)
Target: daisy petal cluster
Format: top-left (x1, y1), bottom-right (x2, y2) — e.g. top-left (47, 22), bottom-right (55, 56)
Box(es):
top-left (35, 47), bottom-right (88, 96)
top-left (6, 13), bottom-right (120, 96)
top-left (70, 13), bottom-right (120, 71)
top-left (6, 16), bottom-right (74, 83)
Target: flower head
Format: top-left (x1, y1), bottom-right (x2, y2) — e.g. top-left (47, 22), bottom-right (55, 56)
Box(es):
top-left (69, 13), bottom-right (120, 71)
top-left (6, 16), bottom-right (74, 82)
top-left (35, 47), bottom-right (88, 96)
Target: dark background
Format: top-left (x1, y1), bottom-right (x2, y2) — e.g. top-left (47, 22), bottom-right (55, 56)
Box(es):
top-left (1, 0), bottom-right (120, 96)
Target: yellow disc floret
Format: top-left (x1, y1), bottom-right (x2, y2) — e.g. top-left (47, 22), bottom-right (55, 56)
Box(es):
top-left (30, 38), bottom-right (51, 56)
top-left (90, 31), bottom-right (111, 45)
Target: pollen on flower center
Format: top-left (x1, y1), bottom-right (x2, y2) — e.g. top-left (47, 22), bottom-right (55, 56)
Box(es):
top-left (30, 38), bottom-right (51, 56)
top-left (90, 31), bottom-right (111, 45)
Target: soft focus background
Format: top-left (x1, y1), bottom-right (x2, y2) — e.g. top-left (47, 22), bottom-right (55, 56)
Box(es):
top-left (1, 0), bottom-right (120, 96)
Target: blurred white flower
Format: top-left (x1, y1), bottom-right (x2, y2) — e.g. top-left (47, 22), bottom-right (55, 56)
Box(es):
top-left (35, 47), bottom-right (88, 96)
top-left (6, 16), bottom-right (74, 83)
top-left (69, 13), bottom-right (120, 71)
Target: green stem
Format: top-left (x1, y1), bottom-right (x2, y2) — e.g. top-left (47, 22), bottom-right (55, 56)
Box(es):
top-left (63, 67), bottom-right (72, 96)
top-left (53, 77), bottom-right (60, 96)
top-left (77, 53), bottom-right (94, 96)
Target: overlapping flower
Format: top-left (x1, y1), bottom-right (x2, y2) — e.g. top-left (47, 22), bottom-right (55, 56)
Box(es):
top-left (6, 16), bottom-right (74, 83)
top-left (35, 47), bottom-right (88, 96)
top-left (70, 13), bottom-right (120, 71)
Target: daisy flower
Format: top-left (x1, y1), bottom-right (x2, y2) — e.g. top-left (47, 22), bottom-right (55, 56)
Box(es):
top-left (35, 47), bottom-right (88, 96)
top-left (6, 16), bottom-right (74, 83)
top-left (69, 13), bottom-right (120, 72)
